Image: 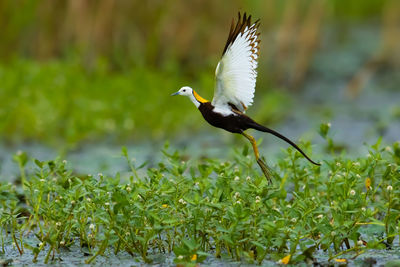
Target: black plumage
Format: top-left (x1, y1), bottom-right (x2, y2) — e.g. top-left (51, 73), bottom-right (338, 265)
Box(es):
top-left (198, 102), bottom-right (320, 166)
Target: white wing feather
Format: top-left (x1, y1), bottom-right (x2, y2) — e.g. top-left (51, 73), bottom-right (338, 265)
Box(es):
top-left (212, 14), bottom-right (260, 113)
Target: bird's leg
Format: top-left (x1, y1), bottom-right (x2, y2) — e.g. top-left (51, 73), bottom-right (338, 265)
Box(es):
top-left (242, 132), bottom-right (271, 181)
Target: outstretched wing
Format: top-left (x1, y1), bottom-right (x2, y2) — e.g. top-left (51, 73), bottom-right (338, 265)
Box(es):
top-left (212, 12), bottom-right (260, 113)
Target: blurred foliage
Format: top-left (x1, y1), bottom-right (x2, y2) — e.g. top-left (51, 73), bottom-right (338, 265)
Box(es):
top-left (0, 0), bottom-right (399, 145)
top-left (0, 0), bottom-right (393, 73)
top-left (0, 59), bottom-right (292, 145)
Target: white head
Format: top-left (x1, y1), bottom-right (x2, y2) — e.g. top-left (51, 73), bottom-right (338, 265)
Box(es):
top-left (171, 86), bottom-right (193, 97)
top-left (171, 86), bottom-right (202, 108)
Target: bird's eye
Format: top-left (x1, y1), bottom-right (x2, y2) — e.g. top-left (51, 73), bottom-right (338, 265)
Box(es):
top-left (183, 89), bottom-right (186, 92)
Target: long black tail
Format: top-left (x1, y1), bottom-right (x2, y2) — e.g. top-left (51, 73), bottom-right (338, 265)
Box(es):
top-left (249, 122), bottom-right (321, 166)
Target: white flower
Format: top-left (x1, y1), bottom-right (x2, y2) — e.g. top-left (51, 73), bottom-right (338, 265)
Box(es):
top-left (353, 162), bottom-right (360, 167)
top-left (177, 255), bottom-right (184, 260)
top-left (56, 222), bottom-right (61, 227)
top-left (39, 242), bottom-right (44, 247)
top-left (317, 214), bottom-right (323, 219)
top-left (68, 178), bottom-right (72, 183)
top-left (246, 176), bottom-right (251, 181)
top-left (291, 218), bottom-right (297, 223)
top-left (336, 162), bottom-right (341, 167)
top-left (385, 146), bottom-right (392, 152)
top-left (331, 231), bottom-right (336, 236)
top-left (40, 179), bottom-right (45, 182)
top-left (126, 186), bottom-right (132, 192)
top-left (255, 196), bottom-right (261, 203)
top-left (357, 240), bottom-right (363, 246)
top-left (286, 204), bottom-right (292, 208)
top-left (234, 192), bottom-right (240, 199)
top-left (327, 122), bottom-right (331, 127)
top-left (62, 160), bottom-right (67, 164)
top-left (234, 176), bottom-right (240, 181)
top-left (55, 199), bottom-right (59, 203)
top-left (86, 198), bottom-right (91, 202)
top-left (350, 190), bottom-right (356, 196)
top-left (125, 232), bottom-right (130, 236)
top-left (356, 174), bottom-right (361, 178)
top-left (387, 185), bottom-right (393, 191)
top-left (60, 240), bottom-right (65, 246)
top-left (89, 224), bottom-right (95, 230)
top-left (236, 200), bottom-right (241, 204)
top-left (178, 199), bottom-right (187, 205)
top-left (105, 202), bottom-right (110, 206)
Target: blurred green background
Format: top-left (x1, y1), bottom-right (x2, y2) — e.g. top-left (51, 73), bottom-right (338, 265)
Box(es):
top-left (0, 0), bottom-right (399, 157)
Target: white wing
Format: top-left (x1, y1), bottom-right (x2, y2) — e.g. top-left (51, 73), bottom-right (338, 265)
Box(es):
top-left (212, 13), bottom-right (260, 113)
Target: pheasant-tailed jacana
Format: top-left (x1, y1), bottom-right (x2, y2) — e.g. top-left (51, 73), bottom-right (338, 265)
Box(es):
top-left (172, 12), bottom-right (320, 180)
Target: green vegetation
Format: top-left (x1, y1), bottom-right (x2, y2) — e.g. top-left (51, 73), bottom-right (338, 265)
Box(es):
top-left (1, 127), bottom-right (399, 265)
top-left (0, 60), bottom-right (291, 145)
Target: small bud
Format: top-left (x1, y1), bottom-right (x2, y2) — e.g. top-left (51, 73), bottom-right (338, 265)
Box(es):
top-left (56, 222), bottom-right (61, 227)
top-left (291, 218), bottom-right (297, 223)
top-left (387, 185), bottom-right (393, 191)
top-left (357, 240), bottom-right (363, 246)
top-left (234, 176), bottom-right (240, 181)
top-left (60, 240), bottom-right (65, 246)
top-left (62, 160), bottom-right (67, 164)
top-left (246, 176), bottom-right (251, 181)
top-left (317, 214), bottom-right (323, 219)
top-left (177, 255), bottom-right (184, 260)
top-left (126, 186), bottom-right (132, 192)
top-left (350, 190), bottom-right (356, 196)
top-left (331, 231), bottom-right (336, 236)
top-left (89, 224), bottom-right (95, 230)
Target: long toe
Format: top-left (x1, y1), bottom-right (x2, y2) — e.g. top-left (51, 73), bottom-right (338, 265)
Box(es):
top-left (257, 158), bottom-right (271, 183)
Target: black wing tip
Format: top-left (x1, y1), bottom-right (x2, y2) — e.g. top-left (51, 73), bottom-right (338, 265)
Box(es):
top-left (222, 11), bottom-right (260, 55)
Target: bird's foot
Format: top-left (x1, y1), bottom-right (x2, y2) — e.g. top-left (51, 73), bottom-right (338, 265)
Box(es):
top-left (257, 158), bottom-right (271, 183)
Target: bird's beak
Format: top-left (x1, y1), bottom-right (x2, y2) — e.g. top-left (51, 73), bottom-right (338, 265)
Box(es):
top-left (171, 91), bottom-right (180, 96)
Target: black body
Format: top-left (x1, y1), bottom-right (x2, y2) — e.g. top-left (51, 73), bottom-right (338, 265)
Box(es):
top-left (198, 102), bottom-right (320, 165)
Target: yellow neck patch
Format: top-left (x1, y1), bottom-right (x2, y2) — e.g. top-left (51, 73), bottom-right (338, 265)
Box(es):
top-left (193, 90), bottom-right (208, 103)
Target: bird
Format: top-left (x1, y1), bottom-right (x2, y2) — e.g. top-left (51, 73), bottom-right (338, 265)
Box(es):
top-left (171, 12), bottom-right (320, 180)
